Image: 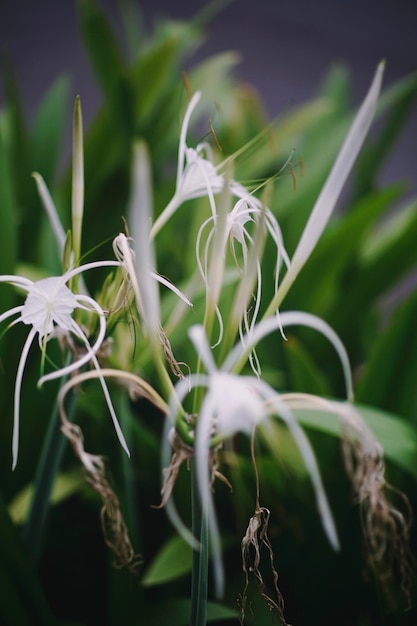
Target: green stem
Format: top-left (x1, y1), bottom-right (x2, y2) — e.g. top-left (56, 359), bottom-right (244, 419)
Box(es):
top-left (190, 459), bottom-right (209, 626)
top-left (118, 390), bottom-right (141, 548)
top-left (22, 387), bottom-right (77, 563)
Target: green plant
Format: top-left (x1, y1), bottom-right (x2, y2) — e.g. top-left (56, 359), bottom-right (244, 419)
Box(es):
top-left (1, 2), bottom-right (416, 625)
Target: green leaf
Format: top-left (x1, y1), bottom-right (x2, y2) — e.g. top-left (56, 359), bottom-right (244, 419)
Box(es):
top-left (141, 599), bottom-right (238, 625)
top-left (332, 197), bottom-right (417, 350)
top-left (187, 50), bottom-right (241, 99)
top-left (142, 535), bottom-right (193, 586)
top-left (8, 471), bottom-right (83, 525)
top-left (0, 497), bottom-right (56, 626)
top-left (30, 76), bottom-right (70, 184)
top-left (356, 288), bottom-right (417, 420)
top-left (77, 0), bottom-right (126, 99)
top-left (131, 20), bottom-right (202, 128)
top-left (284, 335), bottom-right (332, 396)
top-left (77, 0), bottom-right (134, 142)
top-left (285, 184), bottom-right (404, 316)
top-left (117, 0), bottom-right (145, 62)
top-left (318, 63), bottom-right (351, 114)
top-left (0, 112), bottom-right (17, 278)
top-left (355, 70), bottom-right (417, 195)
top-left (361, 197), bottom-right (417, 290)
top-left (295, 403), bottom-right (417, 481)
top-left (0, 58), bottom-right (30, 207)
top-left (236, 97), bottom-right (334, 184)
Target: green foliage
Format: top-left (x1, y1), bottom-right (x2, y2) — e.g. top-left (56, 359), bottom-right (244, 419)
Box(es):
top-left (142, 534), bottom-right (193, 586)
top-left (0, 1), bottom-right (416, 625)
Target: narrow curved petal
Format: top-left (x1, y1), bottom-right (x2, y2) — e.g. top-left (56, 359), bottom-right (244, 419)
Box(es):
top-left (0, 275), bottom-right (33, 288)
top-left (37, 294), bottom-right (107, 385)
top-left (12, 327), bottom-right (37, 469)
top-left (177, 91), bottom-right (202, 188)
top-left (258, 382), bottom-right (340, 550)
top-left (188, 325), bottom-right (217, 373)
top-left (0, 306), bottom-right (24, 326)
top-left (64, 260), bottom-right (121, 284)
top-left (89, 351), bottom-right (130, 457)
top-left (151, 273), bottom-right (192, 307)
top-left (279, 311), bottom-right (353, 401)
top-left (223, 311), bottom-right (353, 401)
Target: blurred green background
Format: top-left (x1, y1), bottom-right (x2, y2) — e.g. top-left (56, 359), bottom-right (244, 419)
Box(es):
top-left (0, 2), bottom-right (417, 624)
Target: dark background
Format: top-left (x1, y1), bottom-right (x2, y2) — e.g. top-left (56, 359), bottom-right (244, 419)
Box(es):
top-left (1, 0), bottom-right (416, 191)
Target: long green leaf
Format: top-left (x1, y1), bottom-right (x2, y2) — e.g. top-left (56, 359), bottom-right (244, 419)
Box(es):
top-left (332, 197), bottom-right (417, 347)
top-left (30, 76), bottom-right (70, 184)
top-left (296, 403), bottom-right (417, 481)
top-left (142, 535), bottom-right (193, 586)
top-left (77, 0), bottom-right (126, 99)
top-left (284, 184), bottom-right (404, 315)
top-left (141, 599), bottom-right (238, 625)
top-left (356, 288), bottom-right (417, 420)
top-left (0, 497), bottom-right (56, 626)
top-left (77, 0), bottom-right (134, 144)
top-left (131, 20), bottom-right (202, 129)
top-left (354, 71), bottom-right (417, 195)
top-left (284, 335), bottom-right (332, 396)
top-left (0, 112), bottom-right (17, 279)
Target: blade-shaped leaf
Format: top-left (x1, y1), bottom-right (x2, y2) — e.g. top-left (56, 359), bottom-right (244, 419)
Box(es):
top-left (356, 288), bottom-right (417, 420)
top-left (30, 76), bottom-right (70, 184)
top-left (0, 497), bottom-right (56, 626)
top-left (142, 535), bottom-right (193, 586)
top-left (296, 403), bottom-right (417, 481)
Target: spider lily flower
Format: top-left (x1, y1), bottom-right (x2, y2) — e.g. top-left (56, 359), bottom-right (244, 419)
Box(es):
top-left (113, 232), bottom-right (192, 382)
top-left (0, 259), bottom-right (131, 469)
top-left (150, 91), bottom-right (222, 238)
top-left (165, 312), bottom-right (353, 595)
top-left (112, 233), bottom-right (192, 324)
top-left (150, 90), bottom-right (291, 244)
top-left (196, 191), bottom-right (289, 358)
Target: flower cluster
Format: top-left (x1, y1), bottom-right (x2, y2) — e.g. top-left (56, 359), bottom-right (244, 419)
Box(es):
top-left (1, 60), bottom-right (412, 620)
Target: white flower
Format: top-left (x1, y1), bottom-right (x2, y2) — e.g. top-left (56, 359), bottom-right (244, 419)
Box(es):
top-left (165, 312), bottom-right (353, 595)
top-left (20, 277), bottom-right (79, 336)
top-left (112, 233), bottom-right (192, 321)
top-left (149, 89), bottom-right (290, 358)
top-left (0, 260), bottom-right (130, 469)
top-left (196, 192), bottom-right (289, 358)
top-left (179, 144), bottom-right (225, 205)
top-left (150, 90), bottom-right (289, 250)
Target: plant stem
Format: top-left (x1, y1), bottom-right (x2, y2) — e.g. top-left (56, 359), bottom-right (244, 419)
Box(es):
top-left (22, 386), bottom-right (76, 563)
top-left (190, 458), bottom-right (209, 626)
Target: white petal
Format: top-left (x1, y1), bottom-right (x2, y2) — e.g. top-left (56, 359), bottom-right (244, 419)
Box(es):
top-left (188, 325), bottom-right (217, 373)
top-left (21, 277), bottom-right (78, 338)
top-left (38, 294), bottom-right (106, 385)
top-left (223, 312), bottom-right (353, 401)
top-left (258, 383), bottom-right (340, 551)
top-left (12, 327), bottom-right (37, 469)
